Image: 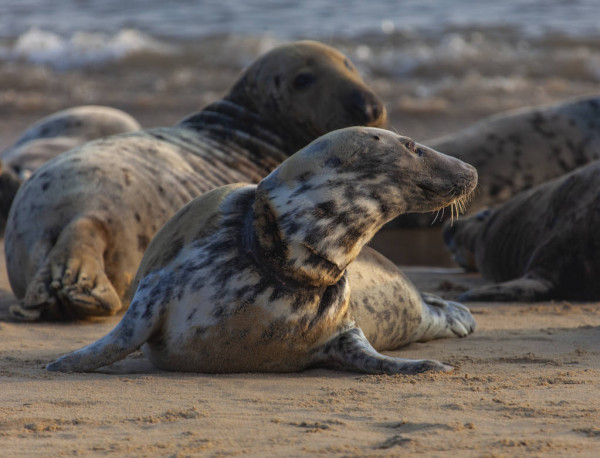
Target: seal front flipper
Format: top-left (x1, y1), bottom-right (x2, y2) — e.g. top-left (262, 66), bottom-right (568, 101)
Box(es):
top-left (14, 216), bottom-right (122, 320)
top-left (458, 277), bottom-right (553, 302)
top-left (314, 328), bottom-right (453, 374)
top-left (415, 292), bottom-right (476, 340)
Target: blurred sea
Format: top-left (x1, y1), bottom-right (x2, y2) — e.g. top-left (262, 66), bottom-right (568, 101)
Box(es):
top-left (2, 0), bottom-right (600, 70)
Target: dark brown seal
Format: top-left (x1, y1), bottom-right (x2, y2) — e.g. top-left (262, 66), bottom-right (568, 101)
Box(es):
top-left (444, 161), bottom-right (600, 301)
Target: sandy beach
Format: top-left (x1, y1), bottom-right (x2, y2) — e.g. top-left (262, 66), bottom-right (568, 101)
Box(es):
top-left (2, 242), bottom-right (600, 456)
top-left (2, 31), bottom-right (600, 455)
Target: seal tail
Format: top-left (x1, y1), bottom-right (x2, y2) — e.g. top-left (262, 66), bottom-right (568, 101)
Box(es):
top-left (46, 295), bottom-right (163, 372)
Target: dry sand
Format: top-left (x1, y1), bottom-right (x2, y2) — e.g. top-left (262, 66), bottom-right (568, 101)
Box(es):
top-left (2, 240), bottom-right (600, 456)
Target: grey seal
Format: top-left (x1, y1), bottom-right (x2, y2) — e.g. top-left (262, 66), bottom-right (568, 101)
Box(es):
top-left (396, 95), bottom-right (600, 226)
top-left (444, 160), bottom-right (600, 301)
top-left (0, 105), bottom-right (140, 232)
top-left (47, 127), bottom-right (478, 375)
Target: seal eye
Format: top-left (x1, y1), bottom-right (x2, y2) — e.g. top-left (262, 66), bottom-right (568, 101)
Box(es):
top-left (293, 72), bottom-right (317, 90)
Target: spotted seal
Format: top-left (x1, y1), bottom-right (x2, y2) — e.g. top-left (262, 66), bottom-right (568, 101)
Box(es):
top-left (6, 40), bottom-right (387, 321)
top-left (444, 160), bottom-right (600, 301)
top-left (395, 95), bottom-right (600, 226)
top-left (0, 106), bottom-right (140, 232)
top-left (47, 127), bottom-right (477, 374)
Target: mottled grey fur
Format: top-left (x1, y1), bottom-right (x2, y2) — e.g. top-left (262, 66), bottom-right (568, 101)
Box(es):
top-left (0, 106), bottom-right (140, 233)
top-left (47, 127), bottom-right (477, 375)
top-left (396, 95), bottom-right (600, 226)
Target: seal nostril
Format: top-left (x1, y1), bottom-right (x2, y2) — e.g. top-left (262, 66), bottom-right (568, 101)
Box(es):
top-left (349, 89), bottom-right (367, 113)
top-left (348, 90), bottom-right (383, 123)
top-left (370, 103), bottom-right (380, 120)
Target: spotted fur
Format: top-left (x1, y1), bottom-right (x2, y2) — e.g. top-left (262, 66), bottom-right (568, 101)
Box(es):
top-left (0, 106), bottom-right (140, 234)
top-left (396, 95), bottom-right (600, 226)
top-left (444, 161), bottom-right (600, 301)
top-left (47, 127), bottom-right (477, 375)
top-left (6, 41), bottom-right (387, 321)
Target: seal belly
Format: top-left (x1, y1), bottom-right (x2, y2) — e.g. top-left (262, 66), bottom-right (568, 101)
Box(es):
top-left (349, 247), bottom-right (423, 350)
top-left (144, 288), bottom-right (351, 373)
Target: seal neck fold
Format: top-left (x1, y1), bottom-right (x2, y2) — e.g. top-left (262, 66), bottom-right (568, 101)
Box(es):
top-left (247, 189), bottom-right (346, 288)
top-left (178, 99), bottom-right (289, 167)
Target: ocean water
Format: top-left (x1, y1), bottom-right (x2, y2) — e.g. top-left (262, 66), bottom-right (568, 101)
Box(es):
top-left (1, 0), bottom-right (600, 70)
top-left (1, 0), bottom-right (600, 40)
top-left (2, 0), bottom-right (600, 145)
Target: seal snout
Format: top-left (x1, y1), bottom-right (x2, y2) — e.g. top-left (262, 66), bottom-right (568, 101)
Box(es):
top-left (346, 89), bottom-right (386, 126)
top-left (458, 163), bottom-right (479, 197)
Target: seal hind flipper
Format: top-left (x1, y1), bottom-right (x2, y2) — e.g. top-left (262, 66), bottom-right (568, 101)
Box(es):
top-left (458, 277), bottom-right (553, 302)
top-left (314, 328), bottom-right (453, 374)
top-left (47, 291), bottom-right (163, 372)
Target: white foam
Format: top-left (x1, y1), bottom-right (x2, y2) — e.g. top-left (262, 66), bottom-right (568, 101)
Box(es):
top-left (1, 28), bottom-right (175, 70)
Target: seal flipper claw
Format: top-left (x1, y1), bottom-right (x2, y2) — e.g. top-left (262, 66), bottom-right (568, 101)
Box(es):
top-left (315, 328), bottom-right (452, 374)
top-left (458, 277), bottom-right (553, 302)
top-left (59, 267), bottom-right (122, 317)
top-left (22, 216), bottom-right (122, 319)
top-left (414, 292), bottom-right (476, 341)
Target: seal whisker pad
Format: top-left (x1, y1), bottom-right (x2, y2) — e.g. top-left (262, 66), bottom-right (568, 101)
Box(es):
top-left (47, 127), bottom-right (477, 374)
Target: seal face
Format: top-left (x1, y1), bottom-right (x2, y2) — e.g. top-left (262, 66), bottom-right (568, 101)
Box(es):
top-left (444, 161), bottom-right (600, 301)
top-left (47, 127), bottom-right (477, 375)
top-left (6, 40), bottom-right (387, 321)
top-left (0, 106), bottom-right (140, 233)
top-left (395, 95), bottom-right (600, 227)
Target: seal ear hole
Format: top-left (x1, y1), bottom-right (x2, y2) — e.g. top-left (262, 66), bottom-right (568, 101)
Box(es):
top-left (372, 135), bottom-right (380, 141)
top-left (293, 72), bottom-right (317, 90)
top-left (344, 58), bottom-right (354, 71)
